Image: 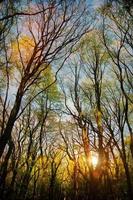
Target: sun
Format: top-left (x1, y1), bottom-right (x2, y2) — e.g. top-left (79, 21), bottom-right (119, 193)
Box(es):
top-left (91, 153), bottom-right (98, 168)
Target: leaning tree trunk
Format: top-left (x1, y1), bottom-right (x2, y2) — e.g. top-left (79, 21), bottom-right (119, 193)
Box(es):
top-left (0, 77), bottom-right (26, 158)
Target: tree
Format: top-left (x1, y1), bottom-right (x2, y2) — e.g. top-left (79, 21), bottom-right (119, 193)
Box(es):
top-left (0, 0), bottom-right (91, 158)
top-left (99, 2), bottom-right (133, 199)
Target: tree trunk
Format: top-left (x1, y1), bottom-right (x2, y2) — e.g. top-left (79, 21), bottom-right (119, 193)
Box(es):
top-left (0, 140), bottom-right (13, 197)
top-left (0, 78), bottom-right (26, 158)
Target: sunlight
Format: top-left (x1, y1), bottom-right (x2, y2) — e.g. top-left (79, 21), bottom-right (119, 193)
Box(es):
top-left (91, 153), bottom-right (98, 168)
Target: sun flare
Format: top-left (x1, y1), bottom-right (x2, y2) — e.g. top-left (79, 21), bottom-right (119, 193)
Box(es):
top-left (91, 154), bottom-right (98, 168)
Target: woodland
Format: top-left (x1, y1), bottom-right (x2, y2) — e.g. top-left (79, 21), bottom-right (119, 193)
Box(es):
top-left (0, 0), bottom-right (133, 200)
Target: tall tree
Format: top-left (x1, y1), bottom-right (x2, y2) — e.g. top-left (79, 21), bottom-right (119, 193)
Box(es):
top-left (0, 0), bottom-right (91, 158)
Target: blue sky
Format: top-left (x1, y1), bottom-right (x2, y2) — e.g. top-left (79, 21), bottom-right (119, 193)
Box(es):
top-left (88, 0), bottom-right (105, 8)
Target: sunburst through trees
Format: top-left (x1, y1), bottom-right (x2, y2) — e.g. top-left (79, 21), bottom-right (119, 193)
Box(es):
top-left (0, 0), bottom-right (133, 200)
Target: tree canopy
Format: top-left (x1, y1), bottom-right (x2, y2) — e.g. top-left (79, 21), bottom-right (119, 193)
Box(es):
top-left (0, 1), bottom-right (133, 200)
